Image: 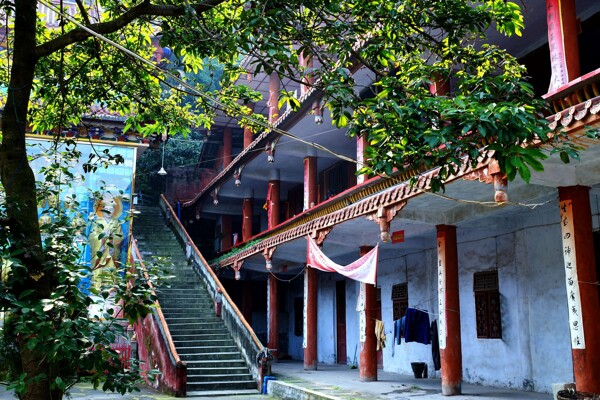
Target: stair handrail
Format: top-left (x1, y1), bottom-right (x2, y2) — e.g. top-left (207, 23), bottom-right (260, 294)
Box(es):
top-left (159, 195), bottom-right (263, 380)
top-left (131, 237), bottom-right (187, 396)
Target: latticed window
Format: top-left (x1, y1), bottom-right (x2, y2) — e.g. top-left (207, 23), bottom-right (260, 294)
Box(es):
top-left (391, 283), bottom-right (408, 320)
top-left (474, 270), bottom-right (502, 339)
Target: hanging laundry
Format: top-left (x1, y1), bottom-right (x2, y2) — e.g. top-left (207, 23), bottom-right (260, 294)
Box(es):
top-left (431, 319), bottom-right (441, 371)
top-left (393, 317), bottom-right (405, 346)
top-left (404, 308), bottom-right (431, 345)
top-left (375, 319), bottom-right (387, 351)
top-left (375, 319), bottom-right (386, 351)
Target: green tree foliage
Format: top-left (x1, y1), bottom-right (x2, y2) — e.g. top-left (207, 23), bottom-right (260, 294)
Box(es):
top-left (0, 1), bottom-right (573, 399)
top-left (1, 142), bottom-right (165, 398)
top-left (135, 132), bottom-right (205, 203)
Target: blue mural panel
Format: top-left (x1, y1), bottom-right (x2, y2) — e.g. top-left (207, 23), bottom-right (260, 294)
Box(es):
top-left (27, 137), bottom-right (137, 291)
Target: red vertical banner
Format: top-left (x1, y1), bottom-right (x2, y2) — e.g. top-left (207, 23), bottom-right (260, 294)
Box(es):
top-left (546, 0), bottom-right (580, 91)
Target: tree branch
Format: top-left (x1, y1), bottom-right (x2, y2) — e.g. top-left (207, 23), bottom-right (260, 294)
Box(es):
top-left (35, 0), bottom-right (226, 59)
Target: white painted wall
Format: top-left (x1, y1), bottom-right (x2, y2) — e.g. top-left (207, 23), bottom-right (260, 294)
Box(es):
top-left (282, 200), bottom-right (580, 393)
top-left (287, 278), bottom-right (304, 360)
top-left (315, 204), bottom-right (575, 393)
top-left (317, 275), bottom-right (337, 364)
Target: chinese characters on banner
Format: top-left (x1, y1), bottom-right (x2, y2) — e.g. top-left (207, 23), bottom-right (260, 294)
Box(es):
top-left (546, 0), bottom-right (569, 91)
top-left (357, 283), bottom-right (367, 343)
top-left (437, 238), bottom-right (447, 350)
top-left (559, 200), bottom-right (586, 349)
top-left (267, 278), bottom-right (271, 340)
top-left (303, 270), bottom-right (308, 349)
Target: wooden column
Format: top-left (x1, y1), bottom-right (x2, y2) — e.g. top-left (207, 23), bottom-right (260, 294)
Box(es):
top-left (242, 194), bottom-right (253, 242)
top-left (223, 127), bottom-right (232, 168)
top-left (268, 179), bottom-right (280, 229)
top-left (546, 0), bottom-right (580, 91)
top-left (304, 156), bottom-right (317, 210)
top-left (303, 265), bottom-right (318, 370)
top-left (221, 214), bottom-right (232, 252)
top-left (269, 72), bottom-right (280, 124)
top-left (558, 186), bottom-right (600, 393)
top-left (359, 246), bottom-right (377, 382)
top-left (243, 103), bottom-right (255, 149)
top-left (268, 274), bottom-right (279, 360)
top-left (437, 225), bottom-right (462, 396)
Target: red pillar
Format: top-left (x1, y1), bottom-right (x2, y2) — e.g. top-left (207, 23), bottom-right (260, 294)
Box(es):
top-left (303, 266), bottom-right (318, 370)
top-left (303, 156), bottom-right (317, 210)
top-left (223, 127), bottom-right (232, 168)
top-left (269, 72), bottom-right (280, 124)
top-left (437, 224), bottom-right (462, 396)
top-left (356, 135), bottom-right (368, 184)
top-left (359, 246), bottom-right (377, 382)
top-left (546, 0), bottom-right (580, 91)
top-left (243, 103), bottom-right (255, 149)
top-left (242, 196), bottom-right (253, 242)
top-left (558, 186), bottom-right (600, 393)
top-left (221, 215), bottom-right (232, 252)
top-left (268, 274), bottom-right (279, 360)
top-left (303, 152), bottom-right (319, 370)
top-left (268, 179), bottom-right (280, 229)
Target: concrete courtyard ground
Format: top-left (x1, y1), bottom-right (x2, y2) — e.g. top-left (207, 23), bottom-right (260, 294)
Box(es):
top-left (0, 360), bottom-right (555, 399)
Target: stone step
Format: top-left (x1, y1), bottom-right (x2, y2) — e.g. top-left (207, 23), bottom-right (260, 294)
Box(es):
top-left (188, 373), bottom-right (253, 383)
top-left (159, 301), bottom-right (212, 309)
top-left (170, 329), bottom-right (230, 338)
top-left (176, 345), bottom-right (239, 354)
top-left (166, 321), bottom-right (224, 328)
top-left (160, 307), bottom-right (215, 313)
top-left (180, 351), bottom-right (242, 361)
top-left (187, 380), bottom-right (257, 391)
top-left (184, 359), bottom-right (247, 369)
top-left (157, 289), bottom-right (209, 295)
top-left (170, 328), bottom-right (230, 337)
top-left (134, 206), bottom-right (255, 392)
top-left (187, 366), bottom-right (251, 375)
top-left (164, 317), bottom-right (222, 324)
top-left (186, 389), bottom-right (259, 397)
top-left (172, 339), bottom-right (236, 347)
top-left (171, 333), bottom-right (232, 342)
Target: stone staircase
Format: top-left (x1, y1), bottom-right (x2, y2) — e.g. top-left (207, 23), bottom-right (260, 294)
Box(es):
top-left (133, 205), bottom-right (257, 396)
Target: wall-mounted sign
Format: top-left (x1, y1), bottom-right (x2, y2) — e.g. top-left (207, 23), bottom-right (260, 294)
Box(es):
top-left (391, 230), bottom-right (405, 243)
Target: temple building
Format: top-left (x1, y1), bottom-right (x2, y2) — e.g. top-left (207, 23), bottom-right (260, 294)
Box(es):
top-left (158, 0), bottom-right (600, 395)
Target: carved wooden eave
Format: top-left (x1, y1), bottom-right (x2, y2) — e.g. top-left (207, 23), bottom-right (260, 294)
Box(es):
top-left (309, 227), bottom-right (333, 247)
top-left (365, 202), bottom-right (406, 242)
top-left (212, 151), bottom-right (495, 269)
top-left (547, 97), bottom-right (600, 136)
top-left (543, 67), bottom-right (600, 143)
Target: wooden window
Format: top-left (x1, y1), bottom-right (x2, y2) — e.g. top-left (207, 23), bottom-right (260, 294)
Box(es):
top-left (474, 270), bottom-right (502, 339)
top-left (391, 283), bottom-right (408, 320)
top-left (287, 184), bottom-right (304, 217)
top-left (319, 161), bottom-right (353, 201)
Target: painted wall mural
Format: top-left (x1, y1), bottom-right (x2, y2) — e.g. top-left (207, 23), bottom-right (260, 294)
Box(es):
top-left (28, 137), bottom-right (137, 291)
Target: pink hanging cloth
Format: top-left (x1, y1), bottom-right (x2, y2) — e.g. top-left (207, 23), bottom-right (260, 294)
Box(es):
top-left (306, 235), bottom-right (378, 285)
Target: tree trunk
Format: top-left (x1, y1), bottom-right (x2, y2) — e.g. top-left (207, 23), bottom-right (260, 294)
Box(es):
top-left (0, 1), bottom-right (57, 399)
